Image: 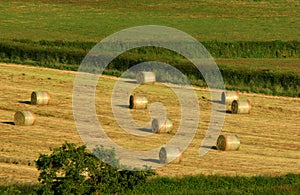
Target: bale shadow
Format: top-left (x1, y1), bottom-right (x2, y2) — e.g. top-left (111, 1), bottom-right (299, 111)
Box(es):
top-left (138, 128), bottom-right (153, 133)
top-left (217, 110), bottom-right (232, 114)
top-left (18, 100), bottom-right (31, 105)
top-left (200, 145), bottom-right (218, 150)
top-left (141, 158), bottom-right (160, 164)
top-left (210, 100), bottom-right (223, 104)
top-left (1, 121), bottom-right (15, 125)
top-left (124, 80), bottom-right (138, 84)
top-left (117, 105), bottom-right (129, 109)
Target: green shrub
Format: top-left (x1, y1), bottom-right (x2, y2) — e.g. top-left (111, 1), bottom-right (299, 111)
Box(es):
top-left (35, 142), bottom-right (155, 194)
top-left (0, 186), bottom-right (21, 195)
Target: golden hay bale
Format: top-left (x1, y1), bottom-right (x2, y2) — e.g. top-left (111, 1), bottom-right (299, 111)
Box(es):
top-left (31, 91), bottom-right (50, 105)
top-left (136, 71), bottom-right (156, 84)
top-left (216, 134), bottom-right (240, 151)
top-left (152, 118), bottom-right (173, 133)
top-left (231, 99), bottom-right (251, 114)
top-left (221, 91), bottom-right (239, 109)
top-left (129, 94), bottom-right (148, 109)
top-left (159, 146), bottom-right (182, 164)
top-left (14, 111), bottom-right (36, 126)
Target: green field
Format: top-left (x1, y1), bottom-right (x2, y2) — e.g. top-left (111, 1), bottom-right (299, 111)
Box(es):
top-left (0, 0), bottom-right (300, 194)
top-left (0, 0), bottom-right (299, 42)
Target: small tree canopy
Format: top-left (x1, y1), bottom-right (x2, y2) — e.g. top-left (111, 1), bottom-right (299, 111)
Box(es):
top-left (35, 142), bottom-right (155, 194)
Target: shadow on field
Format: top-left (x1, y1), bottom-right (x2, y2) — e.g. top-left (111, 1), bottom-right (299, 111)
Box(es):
top-left (18, 100), bottom-right (31, 105)
top-left (200, 145), bottom-right (218, 150)
top-left (1, 121), bottom-right (15, 125)
top-left (124, 80), bottom-right (138, 84)
top-left (117, 105), bottom-right (129, 109)
top-left (217, 110), bottom-right (232, 114)
top-left (141, 158), bottom-right (160, 164)
top-left (210, 100), bottom-right (223, 104)
top-left (138, 128), bottom-right (153, 133)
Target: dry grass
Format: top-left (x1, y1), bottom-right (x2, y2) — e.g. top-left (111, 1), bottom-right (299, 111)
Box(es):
top-left (0, 63), bottom-right (299, 185)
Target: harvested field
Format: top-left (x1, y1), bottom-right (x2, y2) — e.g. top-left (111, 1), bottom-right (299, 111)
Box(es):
top-left (0, 63), bottom-right (299, 185)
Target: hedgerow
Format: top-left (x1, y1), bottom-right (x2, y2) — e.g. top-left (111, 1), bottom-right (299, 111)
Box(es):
top-left (0, 39), bottom-right (299, 97)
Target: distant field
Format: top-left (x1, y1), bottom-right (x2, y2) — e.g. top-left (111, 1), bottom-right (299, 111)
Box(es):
top-left (0, 63), bottom-right (299, 184)
top-left (216, 59), bottom-right (300, 75)
top-left (0, 0), bottom-right (299, 42)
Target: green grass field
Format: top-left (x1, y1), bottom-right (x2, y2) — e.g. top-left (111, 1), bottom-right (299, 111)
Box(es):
top-left (0, 0), bottom-right (299, 42)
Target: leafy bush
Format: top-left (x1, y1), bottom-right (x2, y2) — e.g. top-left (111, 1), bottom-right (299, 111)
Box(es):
top-left (35, 142), bottom-right (155, 194)
top-left (0, 186), bottom-right (21, 195)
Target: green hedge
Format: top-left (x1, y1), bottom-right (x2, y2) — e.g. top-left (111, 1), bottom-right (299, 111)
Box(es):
top-left (204, 40), bottom-right (299, 58)
top-left (0, 40), bottom-right (86, 70)
top-left (0, 39), bottom-right (299, 97)
top-left (1, 39), bottom-right (299, 62)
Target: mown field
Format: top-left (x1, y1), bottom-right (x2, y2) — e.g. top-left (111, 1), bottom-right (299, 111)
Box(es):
top-left (0, 0), bottom-right (299, 193)
top-left (0, 63), bottom-right (299, 189)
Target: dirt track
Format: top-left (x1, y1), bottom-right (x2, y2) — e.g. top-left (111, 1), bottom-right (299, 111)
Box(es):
top-left (0, 63), bottom-right (299, 184)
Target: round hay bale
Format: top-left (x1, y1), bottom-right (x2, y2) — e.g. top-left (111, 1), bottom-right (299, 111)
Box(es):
top-left (152, 118), bottom-right (173, 133)
top-left (216, 134), bottom-right (240, 151)
top-left (31, 91), bottom-right (50, 105)
top-left (14, 111), bottom-right (36, 126)
top-left (159, 146), bottom-right (182, 164)
top-left (221, 91), bottom-right (239, 105)
top-left (129, 94), bottom-right (148, 109)
top-left (231, 99), bottom-right (251, 114)
top-left (136, 71), bottom-right (156, 84)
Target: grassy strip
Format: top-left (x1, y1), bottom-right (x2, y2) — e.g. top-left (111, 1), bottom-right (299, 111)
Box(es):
top-left (1, 174), bottom-right (299, 194)
top-left (127, 174), bottom-right (300, 194)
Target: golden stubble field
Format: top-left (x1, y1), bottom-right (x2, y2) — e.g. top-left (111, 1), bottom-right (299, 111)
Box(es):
top-left (0, 63), bottom-right (299, 184)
